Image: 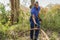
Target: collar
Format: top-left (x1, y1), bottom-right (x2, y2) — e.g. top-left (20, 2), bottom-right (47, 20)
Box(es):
top-left (34, 6), bottom-right (39, 10)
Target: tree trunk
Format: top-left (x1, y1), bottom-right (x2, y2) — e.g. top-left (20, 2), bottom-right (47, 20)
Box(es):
top-left (30, 0), bottom-right (35, 9)
top-left (10, 0), bottom-right (20, 25)
top-left (15, 0), bottom-right (20, 23)
top-left (31, 0), bottom-right (35, 6)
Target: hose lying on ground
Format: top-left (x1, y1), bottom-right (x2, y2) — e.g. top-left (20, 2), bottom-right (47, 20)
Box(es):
top-left (19, 28), bottom-right (49, 40)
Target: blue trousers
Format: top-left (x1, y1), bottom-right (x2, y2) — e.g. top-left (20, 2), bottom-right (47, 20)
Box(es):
top-left (30, 17), bottom-right (40, 40)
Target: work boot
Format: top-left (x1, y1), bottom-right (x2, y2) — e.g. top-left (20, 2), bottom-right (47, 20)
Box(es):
top-left (34, 39), bottom-right (37, 40)
top-left (34, 39), bottom-right (39, 40)
top-left (30, 39), bottom-right (33, 40)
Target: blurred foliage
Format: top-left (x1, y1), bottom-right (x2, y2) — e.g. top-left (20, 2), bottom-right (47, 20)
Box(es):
top-left (0, 3), bottom-right (9, 24)
top-left (50, 32), bottom-right (58, 40)
top-left (41, 5), bottom-right (60, 32)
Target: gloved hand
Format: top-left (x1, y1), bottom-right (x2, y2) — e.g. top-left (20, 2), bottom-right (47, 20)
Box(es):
top-left (39, 18), bottom-right (42, 22)
top-left (35, 23), bottom-right (38, 27)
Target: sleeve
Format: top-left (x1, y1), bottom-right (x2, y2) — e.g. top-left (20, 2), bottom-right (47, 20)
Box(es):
top-left (38, 6), bottom-right (40, 11)
top-left (31, 8), bottom-right (35, 15)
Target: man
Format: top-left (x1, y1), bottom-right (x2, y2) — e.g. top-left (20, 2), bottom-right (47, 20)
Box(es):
top-left (30, 1), bottom-right (42, 40)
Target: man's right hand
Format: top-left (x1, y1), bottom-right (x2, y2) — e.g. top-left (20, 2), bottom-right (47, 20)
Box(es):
top-left (39, 18), bottom-right (42, 22)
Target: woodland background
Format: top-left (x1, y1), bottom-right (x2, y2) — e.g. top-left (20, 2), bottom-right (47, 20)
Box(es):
top-left (0, 0), bottom-right (60, 40)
